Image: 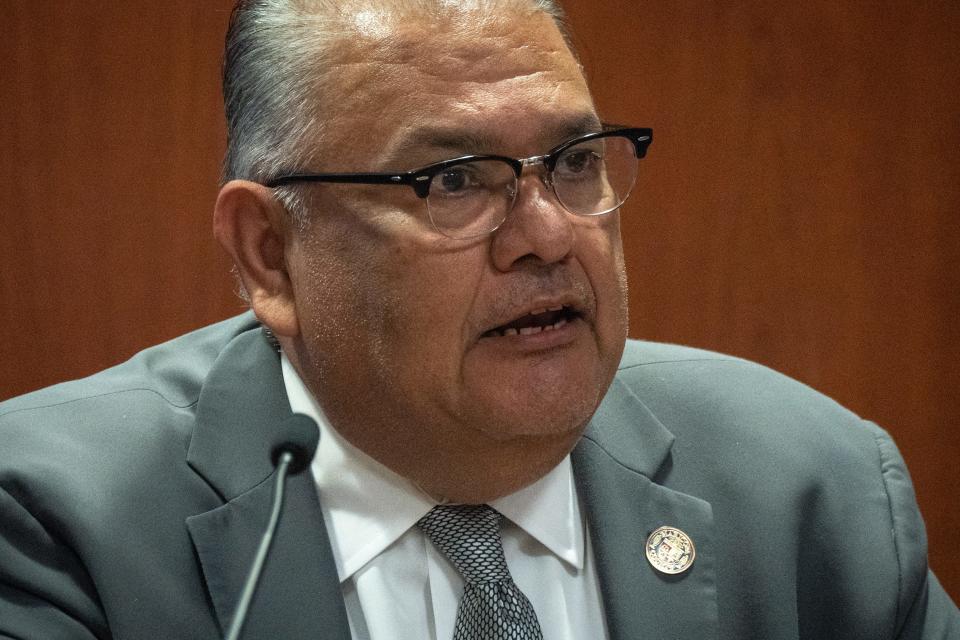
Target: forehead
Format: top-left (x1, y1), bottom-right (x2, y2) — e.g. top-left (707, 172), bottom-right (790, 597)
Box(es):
top-left (317, 6), bottom-right (597, 164)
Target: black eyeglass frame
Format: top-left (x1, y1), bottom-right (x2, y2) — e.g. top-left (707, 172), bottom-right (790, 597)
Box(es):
top-left (263, 127), bottom-right (653, 199)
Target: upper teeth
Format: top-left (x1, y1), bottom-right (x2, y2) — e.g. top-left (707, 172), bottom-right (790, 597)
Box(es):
top-left (483, 305), bottom-right (573, 338)
top-left (518, 317), bottom-right (569, 336)
top-left (494, 316), bottom-right (569, 338)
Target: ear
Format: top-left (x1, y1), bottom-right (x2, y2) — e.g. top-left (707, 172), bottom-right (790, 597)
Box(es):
top-left (213, 180), bottom-right (300, 338)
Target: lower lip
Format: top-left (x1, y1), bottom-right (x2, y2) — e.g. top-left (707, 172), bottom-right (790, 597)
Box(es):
top-left (477, 316), bottom-right (584, 352)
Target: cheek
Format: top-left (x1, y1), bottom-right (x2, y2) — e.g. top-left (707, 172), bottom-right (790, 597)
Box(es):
top-left (290, 216), bottom-right (400, 377)
top-left (292, 215), bottom-right (488, 390)
top-left (577, 217), bottom-right (629, 332)
top-left (296, 251), bottom-right (381, 377)
top-left (385, 246), bottom-right (490, 385)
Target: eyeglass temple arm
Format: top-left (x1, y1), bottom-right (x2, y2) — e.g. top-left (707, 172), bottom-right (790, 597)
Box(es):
top-left (265, 171), bottom-right (426, 193)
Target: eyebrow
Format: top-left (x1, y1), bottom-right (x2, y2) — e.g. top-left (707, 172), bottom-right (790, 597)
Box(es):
top-left (382, 112), bottom-right (604, 166)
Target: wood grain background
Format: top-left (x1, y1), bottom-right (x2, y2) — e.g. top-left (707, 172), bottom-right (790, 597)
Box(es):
top-left (1, 1), bottom-right (957, 600)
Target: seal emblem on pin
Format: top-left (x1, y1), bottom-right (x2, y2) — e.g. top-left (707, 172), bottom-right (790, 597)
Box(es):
top-left (646, 526), bottom-right (696, 575)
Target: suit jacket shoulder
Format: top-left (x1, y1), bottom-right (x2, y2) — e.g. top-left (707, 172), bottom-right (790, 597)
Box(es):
top-left (575, 338), bottom-right (958, 638)
top-left (0, 312), bottom-right (258, 418)
top-left (0, 313), bottom-right (265, 639)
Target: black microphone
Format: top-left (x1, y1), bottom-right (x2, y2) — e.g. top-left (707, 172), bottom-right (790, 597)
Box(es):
top-left (224, 413), bottom-right (320, 640)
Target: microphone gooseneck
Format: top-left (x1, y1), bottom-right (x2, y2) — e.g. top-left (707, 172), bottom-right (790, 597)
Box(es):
top-left (224, 413), bottom-right (320, 640)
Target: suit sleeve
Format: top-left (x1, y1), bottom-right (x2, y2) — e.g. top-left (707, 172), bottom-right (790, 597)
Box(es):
top-left (0, 486), bottom-right (108, 639)
top-left (869, 424), bottom-right (960, 639)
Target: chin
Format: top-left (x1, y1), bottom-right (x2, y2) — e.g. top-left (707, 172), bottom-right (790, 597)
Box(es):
top-left (405, 401), bottom-right (591, 504)
top-left (467, 372), bottom-right (609, 441)
top-left (475, 401), bottom-right (594, 442)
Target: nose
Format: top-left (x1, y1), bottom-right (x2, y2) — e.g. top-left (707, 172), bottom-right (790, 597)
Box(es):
top-left (489, 163), bottom-right (574, 272)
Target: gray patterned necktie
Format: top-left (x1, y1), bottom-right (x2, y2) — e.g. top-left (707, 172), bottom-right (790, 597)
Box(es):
top-left (417, 504), bottom-right (544, 640)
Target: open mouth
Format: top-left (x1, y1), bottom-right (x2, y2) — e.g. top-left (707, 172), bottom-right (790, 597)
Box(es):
top-left (481, 305), bottom-right (582, 338)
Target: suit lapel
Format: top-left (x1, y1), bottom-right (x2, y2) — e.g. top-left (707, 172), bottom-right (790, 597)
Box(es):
top-left (185, 327), bottom-right (350, 639)
top-left (573, 376), bottom-right (719, 640)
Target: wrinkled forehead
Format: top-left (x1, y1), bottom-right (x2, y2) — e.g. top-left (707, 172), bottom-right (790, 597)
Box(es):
top-left (316, 4), bottom-right (594, 162)
top-left (340, 4), bottom-right (568, 71)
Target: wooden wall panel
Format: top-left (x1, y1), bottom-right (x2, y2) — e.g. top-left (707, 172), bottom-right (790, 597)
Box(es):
top-left (0, 1), bottom-right (239, 398)
top-left (2, 1), bottom-right (957, 600)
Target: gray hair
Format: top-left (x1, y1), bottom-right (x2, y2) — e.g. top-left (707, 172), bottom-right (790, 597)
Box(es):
top-left (221, 0), bottom-right (573, 227)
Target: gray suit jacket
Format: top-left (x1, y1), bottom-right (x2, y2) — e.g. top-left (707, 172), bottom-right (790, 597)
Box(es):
top-left (1, 313), bottom-right (956, 639)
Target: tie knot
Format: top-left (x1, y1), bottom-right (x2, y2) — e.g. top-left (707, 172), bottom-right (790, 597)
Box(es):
top-left (417, 504), bottom-right (510, 583)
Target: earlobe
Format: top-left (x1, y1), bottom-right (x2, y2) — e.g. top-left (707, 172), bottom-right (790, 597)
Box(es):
top-left (213, 180), bottom-right (300, 337)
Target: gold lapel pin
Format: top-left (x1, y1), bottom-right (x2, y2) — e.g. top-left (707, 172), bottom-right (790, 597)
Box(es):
top-left (646, 526), bottom-right (696, 575)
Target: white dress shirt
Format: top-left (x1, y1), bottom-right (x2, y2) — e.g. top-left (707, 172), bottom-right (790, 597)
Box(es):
top-left (281, 354), bottom-right (610, 640)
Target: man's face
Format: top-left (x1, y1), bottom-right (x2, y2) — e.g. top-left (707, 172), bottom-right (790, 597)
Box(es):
top-left (282, 7), bottom-right (629, 502)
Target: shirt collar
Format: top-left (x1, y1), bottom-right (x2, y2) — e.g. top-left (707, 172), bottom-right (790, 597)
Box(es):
top-left (280, 352), bottom-right (585, 582)
top-left (492, 454), bottom-right (585, 571)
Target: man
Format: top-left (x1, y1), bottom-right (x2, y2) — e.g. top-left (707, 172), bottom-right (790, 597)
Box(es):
top-left (0, 1), bottom-right (957, 639)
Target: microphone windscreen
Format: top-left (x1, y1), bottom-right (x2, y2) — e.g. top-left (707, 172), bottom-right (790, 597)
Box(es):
top-left (270, 413), bottom-right (320, 475)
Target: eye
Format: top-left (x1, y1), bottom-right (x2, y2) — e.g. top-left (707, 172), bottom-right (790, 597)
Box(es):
top-left (555, 144), bottom-right (604, 180)
top-left (434, 165), bottom-right (480, 195)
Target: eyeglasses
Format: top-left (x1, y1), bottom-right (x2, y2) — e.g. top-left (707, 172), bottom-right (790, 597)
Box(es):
top-left (264, 127), bottom-right (652, 239)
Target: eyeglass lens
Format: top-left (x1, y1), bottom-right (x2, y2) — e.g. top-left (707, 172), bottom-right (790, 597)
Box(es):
top-left (425, 134), bottom-right (639, 238)
top-left (427, 159), bottom-right (518, 238)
